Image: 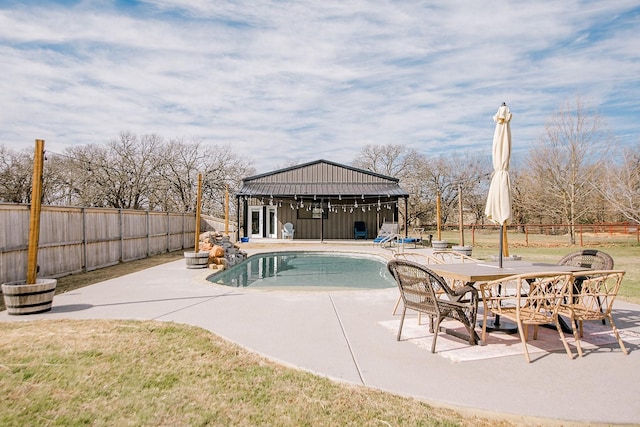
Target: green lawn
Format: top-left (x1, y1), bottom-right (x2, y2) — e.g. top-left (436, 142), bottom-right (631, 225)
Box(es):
top-left (421, 229), bottom-right (640, 303)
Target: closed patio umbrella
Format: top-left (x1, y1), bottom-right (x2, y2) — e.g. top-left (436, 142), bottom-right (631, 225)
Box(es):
top-left (484, 103), bottom-right (516, 333)
top-left (485, 103), bottom-right (512, 268)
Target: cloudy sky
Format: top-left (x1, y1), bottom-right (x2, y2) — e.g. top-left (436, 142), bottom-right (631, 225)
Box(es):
top-left (1, 0), bottom-right (639, 173)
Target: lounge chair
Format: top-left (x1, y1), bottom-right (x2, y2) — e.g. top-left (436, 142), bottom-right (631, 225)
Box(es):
top-left (354, 221), bottom-right (367, 239)
top-left (373, 222), bottom-right (399, 243)
top-left (281, 222), bottom-right (295, 239)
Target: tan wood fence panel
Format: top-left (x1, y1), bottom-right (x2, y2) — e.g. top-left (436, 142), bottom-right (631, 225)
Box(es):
top-left (0, 204), bottom-right (235, 284)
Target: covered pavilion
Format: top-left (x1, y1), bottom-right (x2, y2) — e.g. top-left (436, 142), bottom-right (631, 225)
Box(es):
top-left (235, 159), bottom-right (409, 241)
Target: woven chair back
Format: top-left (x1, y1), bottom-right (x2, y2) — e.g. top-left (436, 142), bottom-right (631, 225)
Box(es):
top-left (569, 270), bottom-right (625, 318)
top-left (387, 260), bottom-right (448, 315)
top-left (558, 249), bottom-right (614, 270)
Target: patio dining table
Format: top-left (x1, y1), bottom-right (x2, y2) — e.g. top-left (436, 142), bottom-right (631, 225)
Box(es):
top-left (426, 260), bottom-right (586, 285)
top-left (427, 260), bottom-right (589, 335)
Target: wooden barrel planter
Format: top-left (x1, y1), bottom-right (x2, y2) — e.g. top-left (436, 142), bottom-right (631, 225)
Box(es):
top-left (452, 245), bottom-right (473, 257)
top-left (1, 278), bottom-right (57, 315)
top-left (431, 240), bottom-right (449, 250)
top-left (184, 251), bottom-right (209, 269)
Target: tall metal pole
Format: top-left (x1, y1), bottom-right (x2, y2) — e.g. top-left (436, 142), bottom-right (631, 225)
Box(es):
top-left (26, 139), bottom-right (45, 284)
top-left (194, 173), bottom-right (202, 253)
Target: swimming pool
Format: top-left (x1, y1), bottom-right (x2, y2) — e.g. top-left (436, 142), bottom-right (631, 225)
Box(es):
top-left (207, 251), bottom-right (396, 290)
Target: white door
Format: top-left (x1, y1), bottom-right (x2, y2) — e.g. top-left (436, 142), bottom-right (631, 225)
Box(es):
top-left (266, 207), bottom-right (277, 238)
top-left (249, 207), bottom-right (263, 238)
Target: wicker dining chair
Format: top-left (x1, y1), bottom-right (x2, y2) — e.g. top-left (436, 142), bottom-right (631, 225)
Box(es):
top-left (558, 270), bottom-right (628, 357)
top-left (559, 249), bottom-right (614, 325)
top-left (479, 272), bottom-right (575, 363)
top-left (387, 259), bottom-right (478, 353)
top-left (558, 249), bottom-right (614, 270)
top-left (391, 252), bottom-right (446, 317)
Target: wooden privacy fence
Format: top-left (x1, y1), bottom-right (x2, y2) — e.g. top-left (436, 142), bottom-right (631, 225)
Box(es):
top-left (0, 204), bottom-right (235, 284)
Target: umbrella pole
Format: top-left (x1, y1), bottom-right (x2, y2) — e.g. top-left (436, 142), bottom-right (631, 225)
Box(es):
top-left (498, 223), bottom-right (503, 268)
top-left (484, 222), bottom-right (517, 333)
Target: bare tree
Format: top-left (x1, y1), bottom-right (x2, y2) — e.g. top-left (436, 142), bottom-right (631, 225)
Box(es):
top-left (412, 153), bottom-right (490, 226)
top-left (201, 144), bottom-right (255, 217)
top-left (0, 146), bottom-right (32, 203)
top-left (523, 97), bottom-right (612, 243)
top-left (351, 144), bottom-right (418, 180)
top-left (152, 138), bottom-right (205, 212)
top-left (0, 135), bottom-right (255, 217)
top-left (598, 140), bottom-right (640, 223)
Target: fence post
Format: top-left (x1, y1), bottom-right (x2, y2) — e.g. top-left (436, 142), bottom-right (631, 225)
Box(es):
top-left (119, 209), bottom-right (123, 263)
top-left (166, 212), bottom-right (170, 253)
top-left (82, 207), bottom-right (87, 272)
top-left (146, 210), bottom-right (150, 257)
top-left (525, 225), bottom-right (529, 246)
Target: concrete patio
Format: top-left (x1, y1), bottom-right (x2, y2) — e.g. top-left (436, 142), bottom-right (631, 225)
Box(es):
top-left (1, 241), bottom-right (639, 425)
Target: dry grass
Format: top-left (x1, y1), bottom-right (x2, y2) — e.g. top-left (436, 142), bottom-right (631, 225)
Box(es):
top-left (0, 320), bottom-right (514, 426)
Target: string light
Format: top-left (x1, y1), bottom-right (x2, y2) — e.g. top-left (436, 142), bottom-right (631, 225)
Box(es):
top-left (278, 195), bottom-right (399, 214)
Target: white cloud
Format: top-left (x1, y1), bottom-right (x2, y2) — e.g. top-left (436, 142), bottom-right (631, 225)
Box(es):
top-left (1, 0), bottom-right (638, 172)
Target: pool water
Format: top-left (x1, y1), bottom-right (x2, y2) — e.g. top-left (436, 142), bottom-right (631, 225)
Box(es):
top-left (208, 251), bottom-right (396, 290)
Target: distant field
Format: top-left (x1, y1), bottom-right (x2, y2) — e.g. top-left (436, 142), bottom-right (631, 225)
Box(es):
top-left (416, 229), bottom-right (640, 303)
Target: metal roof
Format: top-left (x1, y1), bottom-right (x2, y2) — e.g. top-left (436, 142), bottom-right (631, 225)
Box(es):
top-left (243, 159), bottom-right (400, 183)
top-left (237, 159), bottom-right (408, 198)
top-left (236, 182), bottom-right (408, 197)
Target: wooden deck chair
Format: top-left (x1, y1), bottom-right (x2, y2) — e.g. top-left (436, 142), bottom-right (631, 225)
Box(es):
top-left (480, 272), bottom-right (575, 363)
top-left (559, 249), bottom-right (614, 325)
top-left (558, 270), bottom-right (628, 357)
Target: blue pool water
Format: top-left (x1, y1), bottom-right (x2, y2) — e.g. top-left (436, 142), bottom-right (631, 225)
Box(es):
top-left (208, 251), bottom-right (396, 290)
